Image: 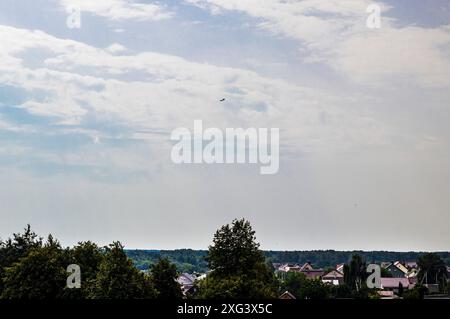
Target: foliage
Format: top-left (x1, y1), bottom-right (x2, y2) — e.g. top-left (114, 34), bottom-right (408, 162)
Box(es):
top-left (403, 285), bottom-right (428, 299)
top-left (329, 284), bottom-right (352, 299)
top-left (380, 267), bottom-right (393, 278)
top-left (127, 249), bottom-right (450, 274)
top-left (1, 224), bottom-right (450, 300)
top-left (89, 242), bottom-right (156, 299)
top-left (126, 249), bottom-right (208, 273)
top-left (151, 257), bottom-right (182, 299)
top-left (281, 271), bottom-right (329, 299)
top-left (417, 252), bottom-right (447, 292)
top-left (0, 225), bottom-right (43, 295)
top-left (198, 219), bottom-right (278, 299)
top-left (63, 241), bottom-right (103, 298)
top-left (1, 235), bottom-right (66, 299)
top-left (344, 254), bottom-right (367, 292)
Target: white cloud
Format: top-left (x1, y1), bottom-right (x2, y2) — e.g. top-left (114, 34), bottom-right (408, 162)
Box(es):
top-left (105, 43), bottom-right (128, 54)
top-left (9, 26), bottom-right (395, 153)
top-left (1, 2), bottom-right (450, 250)
top-left (59, 0), bottom-right (173, 21)
top-left (185, 0), bottom-right (450, 87)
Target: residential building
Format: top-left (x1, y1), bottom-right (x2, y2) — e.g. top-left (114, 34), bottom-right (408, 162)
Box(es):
top-left (383, 262), bottom-right (407, 278)
top-left (177, 273), bottom-right (197, 297)
top-left (380, 277), bottom-right (412, 293)
top-left (279, 291), bottom-right (296, 299)
top-left (322, 270), bottom-right (344, 285)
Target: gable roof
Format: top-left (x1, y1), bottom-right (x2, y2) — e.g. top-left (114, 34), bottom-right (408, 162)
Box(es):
top-left (323, 270), bottom-right (344, 279)
top-left (278, 263), bottom-right (302, 272)
top-left (300, 262), bottom-right (314, 271)
top-left (177, 273), bottom-right (196, 286)
top-left (279, 291), bottom-right (296, 299)
top-left (393, 261), bottom-right (409, 274)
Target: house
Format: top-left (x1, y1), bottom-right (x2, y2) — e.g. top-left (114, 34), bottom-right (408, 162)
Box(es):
top-left (377, 290), bottom-right (397, 299)
top-left (380, 262), bottom-right (391, 269)
top-left (277, 263), bottom-right (302, 272)
top-left (383, 262), bottom-right (407, 278)
top-left (380, 277), bottom-right (412, 293)
top-left (177, 273), bottom-right (197, 297)
top-left (177, 273), bottom-right (196, 286)
top-left (393, 261), bottom-right (409, 275)
top-left (279, 291), bottom-right (296, 299)
top-left (408, 273), bottom-right (418, 285)
top-left (336, 263), bottom-right (345, 274)
top-left (196, 273), bottom-right (207, 281)
top-left (407, 268), bottom-right (419, 280)
top-left (301, 269), bottom-right (325, 280)
top-left (272, 263), bottom-right (283, 270)
top-left (181, 285), bottom-right (196, 296)
top-left (300, 262), bottom-right (314, 271)
top-left (405, 261), bottom-right (418, 270)
top-left (322, 270), bottom-right (344, 286)
top-left (447, 267), bottom-right (450, 283)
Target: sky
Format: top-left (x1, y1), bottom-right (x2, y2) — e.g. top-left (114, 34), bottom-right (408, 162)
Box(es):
top-left (0, 0), bottom-right (450, 251)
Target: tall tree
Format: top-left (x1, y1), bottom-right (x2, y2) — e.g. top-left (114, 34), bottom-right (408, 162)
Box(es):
top-left (281, 271), bottom-right (329, 299)
top-left (344, 254), bottom-right (367, 292)
top-left (89, 242), bottom-right (156, 299)
top-left (0, 225), bottom-right (43, 295)
top-left (63, 241), bottom-right (104, 298)
top-left (1, 235), bottom-right (66, 299)
top-left (151, 257), bottom-right (182, 299)
top-left (418, 253), bottom-right (447, 291)
top-left (198, 219), bottom-right (278, 298)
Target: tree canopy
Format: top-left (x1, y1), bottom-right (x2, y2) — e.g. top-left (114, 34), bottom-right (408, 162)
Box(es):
top-left (151, 257), bottom-right (182, 299)
top-left (198, 219), bottom-right (278, 298)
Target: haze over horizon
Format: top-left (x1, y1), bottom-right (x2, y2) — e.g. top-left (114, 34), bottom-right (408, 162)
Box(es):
top-left (1, 0), bottom-right (450, 251)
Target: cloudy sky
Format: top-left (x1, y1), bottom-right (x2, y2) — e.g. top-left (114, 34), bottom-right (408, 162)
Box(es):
top-left (0, 0), bottom-right (449, 251)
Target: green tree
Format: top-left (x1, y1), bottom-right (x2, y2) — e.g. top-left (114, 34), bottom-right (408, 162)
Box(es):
top-left (344, 254), bottom-right (367, 293)
top-left (63, 241), bottom-right (103, 298)
top-left (1, 235), bottom-right (66, 299)
top-left (151, 257), bottom-right (182, 299)
top-left (89, 242), bottom-right (156, 299)
top-left (0, 225), bottom-right (42, 295)
top-left (329, 284), bottom-right (352, 299)
top-left (380, 267), bottom-right (393, 278)
top-left (198, 219), bottom-right (278, 298)
top-left (417, 253), bottom-right (447, 292)
top-left (398, 282), bottom-right (404, 297)
top-left (403, 284), bottom-right (428, 299)
top-left (281, 271), bottom-right (329, 299)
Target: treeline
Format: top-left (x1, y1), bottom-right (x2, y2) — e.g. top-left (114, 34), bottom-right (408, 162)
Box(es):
top-left (126, 249), bottom-right (450, 273)
top-left (126, 249), bottom-right (208, 273)
top-left (0, 220), bottom-right (280, 299)
top-left (265, 250), bottom-right (450, 268)
top-left (0, 221), bottom-right (448, 299)
top-left (0, 225), bottom-right (182, 299)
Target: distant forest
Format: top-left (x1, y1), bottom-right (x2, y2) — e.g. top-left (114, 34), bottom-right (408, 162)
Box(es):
top-left (126, 249), bottom-right (450, 273)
